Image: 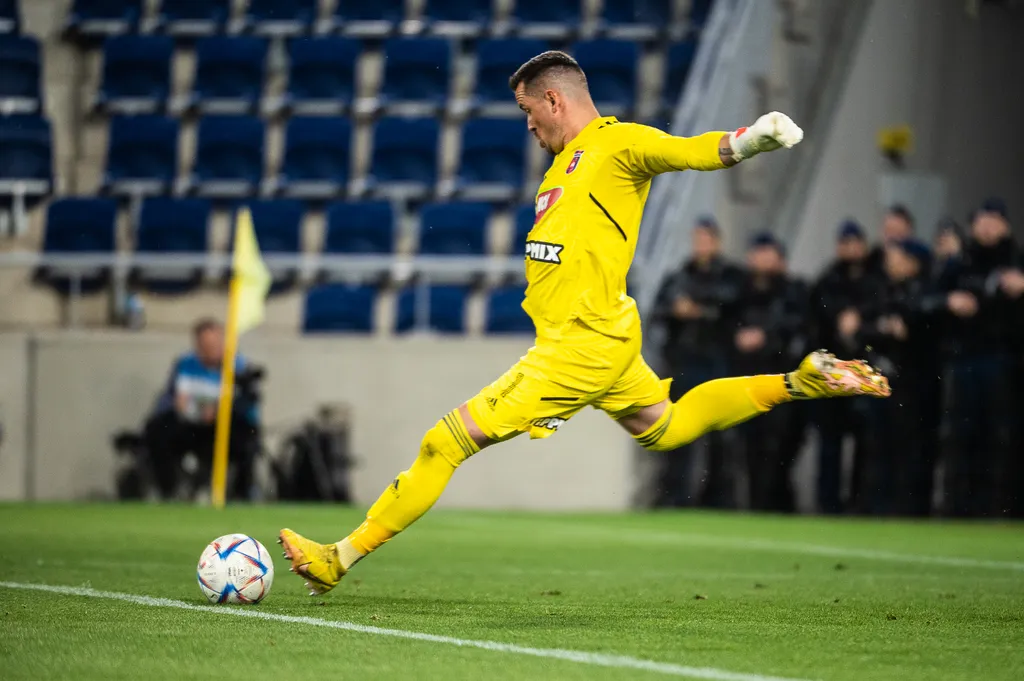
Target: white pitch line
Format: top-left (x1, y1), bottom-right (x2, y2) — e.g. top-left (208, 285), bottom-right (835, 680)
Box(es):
top-left (0, 581), bottom-right (816, 681)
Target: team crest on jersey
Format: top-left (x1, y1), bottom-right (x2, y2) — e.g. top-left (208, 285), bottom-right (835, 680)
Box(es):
top-left (565, 149), bottom-right (584, 174)
top-left (525, 240), bottom-right (563, 264)
top-left (534, 187), bottom-right (563, 224)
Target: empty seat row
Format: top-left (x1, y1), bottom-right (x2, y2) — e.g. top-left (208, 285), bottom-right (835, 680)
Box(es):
top-left (104, 115), bottom-right (530, 201)
top-left (0, 36), bottom-right (41, 114)
top-left (68, 1), bottom-right (699, 40)
top-left (0, 114), bottom-right (52, 202)
top-left (97, 35), bottom-right (694, 116)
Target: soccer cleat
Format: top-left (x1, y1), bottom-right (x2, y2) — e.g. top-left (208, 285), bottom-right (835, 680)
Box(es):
top-left (278, 528), bottom-right (347, 595)
top-left (785, 350), bottom-right (891, 399)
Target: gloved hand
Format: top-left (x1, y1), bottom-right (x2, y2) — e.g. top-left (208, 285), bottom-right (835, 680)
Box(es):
top-left (728, 111), bottom-right (804, 162)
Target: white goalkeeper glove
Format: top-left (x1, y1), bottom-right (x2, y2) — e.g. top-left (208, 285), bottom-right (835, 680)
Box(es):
top-left (728, 111), bottom-right (804, 162)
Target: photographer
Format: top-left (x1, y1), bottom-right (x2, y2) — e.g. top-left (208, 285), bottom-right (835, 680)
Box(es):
top-left (144, 318), bottom-right (262, 501)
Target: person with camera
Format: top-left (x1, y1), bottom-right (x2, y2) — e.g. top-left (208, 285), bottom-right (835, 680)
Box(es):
top-left (144, 318), bottom-right (262, 501)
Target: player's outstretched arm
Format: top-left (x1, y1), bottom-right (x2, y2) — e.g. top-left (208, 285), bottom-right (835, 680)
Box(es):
top-left (720, 111), bottom-right (804, 167)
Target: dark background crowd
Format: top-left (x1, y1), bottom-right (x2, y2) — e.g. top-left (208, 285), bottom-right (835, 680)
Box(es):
top-left (650, 198), bottom-right (1024, 518)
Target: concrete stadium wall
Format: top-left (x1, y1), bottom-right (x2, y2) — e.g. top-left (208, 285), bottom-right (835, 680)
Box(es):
top-left (790, 0), bottom-right (1024, 276)
top-left (1, 332), bottom-right (633, 509)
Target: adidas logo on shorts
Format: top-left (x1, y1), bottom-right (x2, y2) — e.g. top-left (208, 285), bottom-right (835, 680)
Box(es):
top-left (525, 240), bottom-right (563, 264)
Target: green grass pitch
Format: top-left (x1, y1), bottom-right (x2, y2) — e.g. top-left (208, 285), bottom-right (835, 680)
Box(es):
top-left (1, 504), bottom-right (1022, 681)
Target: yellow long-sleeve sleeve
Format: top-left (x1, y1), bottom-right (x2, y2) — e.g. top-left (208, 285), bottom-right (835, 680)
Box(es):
top-left (622, 125), bottom-right (727, 177)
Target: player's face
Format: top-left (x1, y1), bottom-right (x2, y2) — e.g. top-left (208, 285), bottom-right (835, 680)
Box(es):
top-left (515, 83), bottom-right (562, 156)
top-left (196, 327), bottom-right (224, 368)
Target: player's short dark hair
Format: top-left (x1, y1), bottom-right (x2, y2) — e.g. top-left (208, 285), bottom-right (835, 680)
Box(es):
top-left (508, 50), bottom-right (587, 93)
top-left (192, 317), bottom-right (222, 339)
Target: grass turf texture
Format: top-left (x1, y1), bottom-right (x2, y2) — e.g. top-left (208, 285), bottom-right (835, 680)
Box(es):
top-left (1, 505), bottom-right (1022, 681)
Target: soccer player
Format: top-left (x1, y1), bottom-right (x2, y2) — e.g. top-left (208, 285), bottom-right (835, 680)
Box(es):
top-left (279, 52), bottom-right (891, 594)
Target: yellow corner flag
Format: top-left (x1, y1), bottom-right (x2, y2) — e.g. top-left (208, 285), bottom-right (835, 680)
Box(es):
top-left (211, 207), bottom-right (271, 508)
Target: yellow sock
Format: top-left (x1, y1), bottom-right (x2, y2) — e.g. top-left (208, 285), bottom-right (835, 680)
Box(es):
top-left (636, 375), bottom-right (789, 451)
top-left (341, 410), bottom-right (479, 567)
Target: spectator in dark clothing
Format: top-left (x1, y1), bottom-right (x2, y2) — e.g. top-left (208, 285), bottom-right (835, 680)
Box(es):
top-left (857, 239), bottom-right (940, 516)
top-left (936, 198), bottom-right (1023, 517)
top-left (652, 217), bottom-right (744, 508)
top-left (933, 218), bottom-right (963, 280)
top-left (867, 204), bottom-right (916, 274)
top-left (145, 318), bottom-right (261, 501)
top-left (732, 233), bottom-right (809, 512)
top-left (808, 220), bottom-right (879, 513)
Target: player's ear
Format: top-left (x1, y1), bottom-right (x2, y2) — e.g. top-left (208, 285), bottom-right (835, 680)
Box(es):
top-left (545, 89), bottom-right (558, 112)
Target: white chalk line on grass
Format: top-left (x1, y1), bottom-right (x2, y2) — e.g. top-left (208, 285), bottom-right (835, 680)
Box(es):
top-left (0, 581), bottom-right (815, 681)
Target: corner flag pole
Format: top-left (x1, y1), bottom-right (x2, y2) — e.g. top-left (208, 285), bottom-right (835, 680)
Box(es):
top-left (211, 276), bottom-right (242, 509)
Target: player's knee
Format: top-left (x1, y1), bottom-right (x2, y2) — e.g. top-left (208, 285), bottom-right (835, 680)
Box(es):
top-left (632, 403), bottom-right (700, 452)
top-left (420, 411), bottom-right (479, 467)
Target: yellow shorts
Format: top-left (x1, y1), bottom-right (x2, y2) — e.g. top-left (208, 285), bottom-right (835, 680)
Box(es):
top-left (465, 320), bottom-right (670, 441)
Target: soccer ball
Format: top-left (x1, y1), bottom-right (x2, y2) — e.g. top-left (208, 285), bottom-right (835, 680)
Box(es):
top-left (196, 534), bottom-right (274, 604)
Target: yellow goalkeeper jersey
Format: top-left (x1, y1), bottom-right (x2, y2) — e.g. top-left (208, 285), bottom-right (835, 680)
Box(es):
top-left (522, 116), bottom-right (726, 341)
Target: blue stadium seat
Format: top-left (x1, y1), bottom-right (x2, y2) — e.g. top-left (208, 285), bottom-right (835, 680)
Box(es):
top-left (0, 115), bottom-right (52, 202)
top-left (97, 36), bottom-right (172, 115)
top-left (284, 37), bottom-right (359, 115)
top-left (395, 285), bottom-right (470, 333)
top-left (38, 198), bottom-right (118, 294)
top-left (103, 115), bottom-right (178, 196)
top-left (0, 0), bottom-right (21, 35)
top-left (190, 37), bottom-right (268, 114)
top-left (189, 115), bottom-right (264, 198)
top-left (324, 201), bottom-right (394, 256)
top-left (662, 40), bottom-right (696, 111)
top-left (485, 285), bottom-right (533, 334)
top-left (601, 0), bottom-right (671, 40)
top-left (244, 0), bottom-right (317, 37)
top-left (135, 197), bottom-right (210, 293)
top-left (156, 0), bottom-right (230, 37)
top-left (419, 202), bottom-right (490, 255)
top-left (368, 117), bottom-right (439, 199)
top-left (233, 199), bottom-right (304, 292)
top-left (424, 0), bottom-right (491, 38)
top-left (474, 39), bottom-right (548, 114)
top-left (571, 40), bottom-right (638, 116)
top-left (67, 0), bottom-right (141, 37)
top-left (274, 116), bottom-right (351, 199)
top-left (0, 36), bottom-right (41, 115)
top-left (457, 118), bottom-right (527, 200)
top-left (512, 0), bottom-right (579, 40)
top-left (303, 284), bottom-right (376, 333)
top-left (512, 203), bottom-right (535, 255)
top-left (379, 39), bottom-right (452, 112)
top-left (325, 0), bottom-right (405, 38)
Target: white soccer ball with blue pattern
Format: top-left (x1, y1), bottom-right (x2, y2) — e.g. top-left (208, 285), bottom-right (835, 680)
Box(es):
top-left (197, 534), bottom-right (274, 604)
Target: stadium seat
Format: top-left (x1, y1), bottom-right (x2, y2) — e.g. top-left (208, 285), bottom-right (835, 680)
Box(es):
top-left (233, 199), bottom-right (304, 292)
top-left (273, 116), bottom-right (351, 199)
top-left (283, 37), bottom-right (360, 115)
top-left (0, 115), bottom-right (52, 202)
top-left (244, 0), bottom-right (317, 37)
top-left (323, 0), bottom-right (405, 38)
top-left (423, 0), bottom-right (491, 38)
top-left (37, 197), bottom-right (118, 294)
top-left (155, 0), bottom-right (230, 37)
top-left (570, 40), bottom-right (639, 116)
top-left (67, 0), bottom-right (142, 37)
top-left (302, 283), bottom-right (376, 333)
top-left (0, 0), bottom-right (20, 34)
top-left (323, 200), bottom-right (395, 255)
top-left (395, 285), bottom-right (469, 333)
top-left (97, 35), bottom-right (172, 115)
top-left (188, 115), bottom-right (264, 198)
top-left (457, 118), bottom-right (527, 200)
top-left (103, 115), bottom-right (179, 196)
top-left (473, 39), bottom-right (549, 115)
top-left (662, 40), bottom-right (697, 111)
top-left (512, 203), bottom-right (535, 255)
top-left (419, 202), bottom-right (490, 256)
top-left (368, 117), bottom-right (439, 199)
top-left (511, 0), bottom-right (580, 40)
top-left (601, 0), bottom-right (671, 40)
top-left (0, 36), bottom-right (41, 115)
top-left (378, 38), bottom-right (452, 113)
top-left (189, 37), bottom-right (268, 114)
top-left (485, 285), bottom-right (533, 334)
top-left (135, 197), bottom-right (211, 293)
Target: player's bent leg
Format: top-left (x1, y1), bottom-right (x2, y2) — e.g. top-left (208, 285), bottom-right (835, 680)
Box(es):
top-left (621, 350), bottom-right (890, 452)
top-left (279, 406), bottom-right (492, 595)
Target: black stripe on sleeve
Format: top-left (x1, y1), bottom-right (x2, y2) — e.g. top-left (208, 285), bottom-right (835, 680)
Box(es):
top-left (589, 193), bottom-right (627, 241)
